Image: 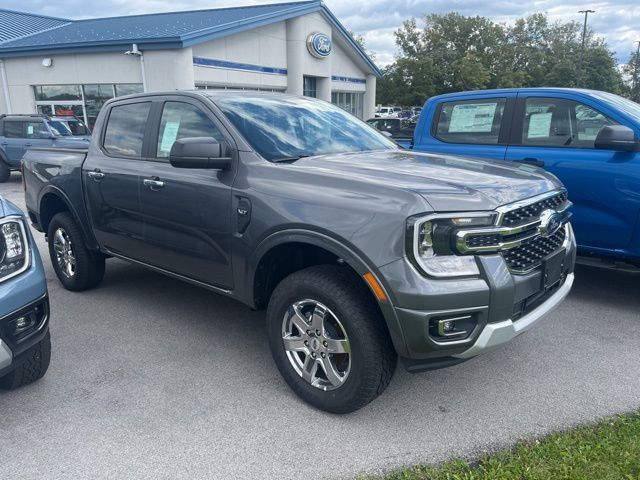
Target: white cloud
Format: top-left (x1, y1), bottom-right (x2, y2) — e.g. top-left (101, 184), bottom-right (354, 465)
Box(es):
top-left (3, 0), bottom-right (639, 67)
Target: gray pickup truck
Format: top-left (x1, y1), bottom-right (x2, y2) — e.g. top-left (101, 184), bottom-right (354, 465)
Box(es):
top-left (23, 91), bottom-right (576, 413)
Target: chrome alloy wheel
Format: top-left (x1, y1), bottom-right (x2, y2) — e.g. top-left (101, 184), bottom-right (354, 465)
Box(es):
top-left (53, 228), bottom-right (76, 279)
top-left (282, 299), bottom-right (351, 391)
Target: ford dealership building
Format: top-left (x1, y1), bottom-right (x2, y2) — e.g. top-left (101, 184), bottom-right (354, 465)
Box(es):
top-left (0, 1), bottom-right (380, 128)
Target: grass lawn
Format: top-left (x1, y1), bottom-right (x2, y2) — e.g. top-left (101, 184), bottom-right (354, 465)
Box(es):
top-left (369, 412), bottom-right (640, 480)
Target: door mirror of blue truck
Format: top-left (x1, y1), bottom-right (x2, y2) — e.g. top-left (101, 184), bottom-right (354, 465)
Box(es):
top-left (594, 125), bottom-right (638, 152)
top-left (169, 137), bottom-right (232, 170)
top-left (39, 131), bottom-right (55, 140)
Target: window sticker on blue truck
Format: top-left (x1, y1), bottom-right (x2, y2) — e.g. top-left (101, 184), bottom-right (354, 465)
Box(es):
top-left (527, 112), bottom-right (552, 138)
top-left (448, 103), bottom-right (497, 133)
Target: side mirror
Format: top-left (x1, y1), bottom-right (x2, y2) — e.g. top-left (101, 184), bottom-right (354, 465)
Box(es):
top-left (169, 137), bottom-right (232, 170)
top-left (594, 125), bottom-right (638, 152)
top-left (40, 131), bottom-right (55, 139)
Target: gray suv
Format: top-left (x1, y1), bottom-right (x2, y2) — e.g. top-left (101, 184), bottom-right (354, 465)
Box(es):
top-left (23, 91), bottom-right (576, 413)
top-left (0, 114), bottom-right (90, 182)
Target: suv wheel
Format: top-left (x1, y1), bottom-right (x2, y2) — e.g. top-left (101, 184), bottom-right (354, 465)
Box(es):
top-left (47, 212), bottom-right (105, 291)
top-left (0, 331), bottom-right (51, 390)
top-left (266, 265), bottom-right (397, 413)
top-left (0, 162), bottom-right (9, 183)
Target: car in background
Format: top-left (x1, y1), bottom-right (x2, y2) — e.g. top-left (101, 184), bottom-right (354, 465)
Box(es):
top-left (398, 109), bottom-right (413, 119)
top-left (0, 195), bottom-right (50, 390)
top-left (50, 116), bottom-right (92, 139)
top-left (411, 87), bottom-right (640, 266)
top-left (375, 106), bottom-right (398, 118)
top-left (366, 117), bottom-right (415, 147)
top-left (0, 114), bottom-right (90, 182)
top-left (412, 106), bottom-right (422, 116)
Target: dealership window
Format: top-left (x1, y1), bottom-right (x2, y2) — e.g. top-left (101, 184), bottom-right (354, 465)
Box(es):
top-left (196, 84), bottom-right (285, 93)
top-left (303, 77), bottom-right (317, 98)
top-left (33, 83), bottom-right (144, 131)
top-left (331, 92), bottom-right (364, 119)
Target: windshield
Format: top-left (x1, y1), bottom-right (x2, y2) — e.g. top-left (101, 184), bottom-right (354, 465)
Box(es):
top-left (47, 120), bottom-right (73, 136)
top-left (64, 119), bottom-right (90, 136)
top-left (216, 96), bottom-right (397, 161)
top-left (590, 91), bottom-right (640, 123)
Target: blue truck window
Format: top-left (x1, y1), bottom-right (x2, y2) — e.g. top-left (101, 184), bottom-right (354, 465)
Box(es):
top-left (3, 121), bottom-right (24, 138)
top-left (522, 97), bottom-right (618, 149)
top-left (435, 98), bottom-right (506, 145)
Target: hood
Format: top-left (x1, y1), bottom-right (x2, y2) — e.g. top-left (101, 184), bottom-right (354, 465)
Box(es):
top-left (291, 150), bottom-right (562, 212)
top-left (0, 196), bottom-right (24, 218)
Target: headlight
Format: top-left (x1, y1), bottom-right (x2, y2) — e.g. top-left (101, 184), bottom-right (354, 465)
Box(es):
top-left (407, 214), bottom-right (495, 278)
top-left (0, 217), bottom-right (30, 282)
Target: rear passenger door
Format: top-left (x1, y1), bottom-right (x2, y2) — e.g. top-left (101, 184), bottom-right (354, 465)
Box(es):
top-left (1, 120), bottom-right (28, 166)
top-left (83, 100), bottom-right (152, 258)
top-left (505, 94), bottom-right (640, 251)
top-left (413, 94), bottom-right (515, 160)
top-left (135, 98), bottom-right (235, 289)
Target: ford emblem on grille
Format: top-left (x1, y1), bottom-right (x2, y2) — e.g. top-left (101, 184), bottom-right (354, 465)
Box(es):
top-left (539, 209), bottom-right (562, 237)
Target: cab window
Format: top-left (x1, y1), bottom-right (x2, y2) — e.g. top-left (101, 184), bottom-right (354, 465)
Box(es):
top-left (3, 121), bottom-right (25, 138)
top-left (522, 98), bottom-right (618, 149)
top-left (103, 102), bottom-right (151, 157)
top-left (435, 98), bottom-right (506, 144)
top-left (156, 102), bottom-right (224, 158)
top-left (24, 121), bottom-right (47, 139)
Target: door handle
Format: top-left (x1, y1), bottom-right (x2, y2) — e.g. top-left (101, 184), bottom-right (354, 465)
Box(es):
top-left (1, 142), bottom-right (8, 146)
top-left (143, 178), bottom-right (165, 190)
top-left (517, 158), bottom-right (545, 168)
top-left (24, 143), bottom-right (32, 147)
top-left (87, 170), bottom-right (105, 181)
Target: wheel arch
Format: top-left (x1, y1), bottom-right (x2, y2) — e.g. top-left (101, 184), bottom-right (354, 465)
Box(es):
top-left (38, 186), bottom-right (99, 251)
top-left (246, 229), bottom-right (408, 357)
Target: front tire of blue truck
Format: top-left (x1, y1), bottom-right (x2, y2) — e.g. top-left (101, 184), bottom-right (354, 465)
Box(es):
top-left (47, 212), bottom-right (105, 291)
top-left (0, 161), bottom-right (10, 183)
top-left (0, 331), bottom-right (51, 390)
top-left (266, 265), bottom-right (397, 414)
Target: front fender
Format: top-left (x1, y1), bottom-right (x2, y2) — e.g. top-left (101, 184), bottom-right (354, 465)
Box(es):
top-left (240, 228), bottom-right (410, 357)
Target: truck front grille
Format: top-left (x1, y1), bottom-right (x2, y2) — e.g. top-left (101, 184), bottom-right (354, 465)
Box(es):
top-left (501, 191), bottom-right (568, 227)
top-left (501, 227), bottom-right (566, 272)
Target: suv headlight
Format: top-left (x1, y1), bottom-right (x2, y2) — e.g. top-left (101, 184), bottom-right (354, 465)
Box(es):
top-left (0, 217), bottom-right (30, 282)
top-left (407, 213), bottom-right (495, 278)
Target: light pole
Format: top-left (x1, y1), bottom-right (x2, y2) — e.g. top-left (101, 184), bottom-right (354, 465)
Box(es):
top-left (577, 9), bottom-right (595, 88)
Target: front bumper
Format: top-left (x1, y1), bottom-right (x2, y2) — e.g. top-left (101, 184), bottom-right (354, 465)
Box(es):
top-left (379, 224), bottom-right (576, 371)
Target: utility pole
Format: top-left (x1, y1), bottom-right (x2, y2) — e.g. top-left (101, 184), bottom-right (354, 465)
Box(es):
top-left (577, 9), bottom-right (595, 88)
top-left (633, 40), bottom-right (640, 102)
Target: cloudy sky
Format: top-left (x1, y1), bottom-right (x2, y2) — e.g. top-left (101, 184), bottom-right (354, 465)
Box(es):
top-left (5, 0), bottom-right (639, 66)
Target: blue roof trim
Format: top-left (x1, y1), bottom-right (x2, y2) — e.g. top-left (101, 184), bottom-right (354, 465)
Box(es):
top-left (0, 1), bottom-right (381, 77)
top-left (194, 57), bottom-right (287, 76)
top-left (331, 75), bottom-right (366, 84)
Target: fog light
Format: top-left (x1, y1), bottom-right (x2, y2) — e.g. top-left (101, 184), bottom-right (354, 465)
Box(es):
top-left (9, 314), bottom-right (36, 336)
top-left (442, 320), bottom-right (455, 333)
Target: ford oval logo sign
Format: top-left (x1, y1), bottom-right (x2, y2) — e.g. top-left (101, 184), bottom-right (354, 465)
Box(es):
top-left (539, 210), bottom-right (563, 237)
top-left (307, 32), bottom-right (332, 58)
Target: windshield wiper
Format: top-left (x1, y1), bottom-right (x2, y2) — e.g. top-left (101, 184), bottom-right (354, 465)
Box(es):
top-left (271, 155), bottom-right (309, 163)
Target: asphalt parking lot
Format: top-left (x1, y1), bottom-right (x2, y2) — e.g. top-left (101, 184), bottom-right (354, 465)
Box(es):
top-left (1, 172), bottom-right (639, 479)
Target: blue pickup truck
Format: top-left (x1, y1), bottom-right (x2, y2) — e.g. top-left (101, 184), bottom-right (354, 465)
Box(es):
top-left (0, 195), bottom-right (50, 389)
top-left (410, 88), bottom-right (640, 266)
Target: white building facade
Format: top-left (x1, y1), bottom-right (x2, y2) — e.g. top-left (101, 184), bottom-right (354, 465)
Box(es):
top-left (0, 2), bottom-right (379, 129)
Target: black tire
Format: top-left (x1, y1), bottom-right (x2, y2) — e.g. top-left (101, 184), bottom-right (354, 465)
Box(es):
top-left (47, 212), bottom-right (105, 291)
top-left (266, 265), bottom-right (397, 414)
top-left (0, 162), bottom-right (10, 183)
top-left (0, 331), bottom-right (51, 390)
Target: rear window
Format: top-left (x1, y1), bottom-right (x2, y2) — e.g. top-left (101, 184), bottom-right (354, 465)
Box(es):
top-left (3, 121), bottom-right (24, 138)
top-left (103, 102), bottom-right (151, 157)
top-left (435, 98), bottom-right (506, 145)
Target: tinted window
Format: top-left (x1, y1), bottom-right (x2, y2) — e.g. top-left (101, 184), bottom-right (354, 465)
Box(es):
top-left (103, 102), bottom-right (151, 157)
top-left (3, 121), bottom-right (24, 138)
top-left (522, 98), bottom-right (618, 149)
top-left (436, 98), bottom-right (506, 144)
top-left (156, 102), bottom-right (224, 158)
top-left (216, 95), bottom-right (396, 161)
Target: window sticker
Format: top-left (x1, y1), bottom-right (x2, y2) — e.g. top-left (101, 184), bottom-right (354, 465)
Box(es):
top-left (527, 112), bottom-right (552, 138)
top-left (160, 121), bottom-right (180, 153)
top-left (448, 103), bottom-right (497, 133)
top-left (27, 125), bottom-right (34, 135)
